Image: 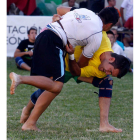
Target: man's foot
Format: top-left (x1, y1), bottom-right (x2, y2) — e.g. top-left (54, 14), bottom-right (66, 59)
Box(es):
top-left (22, 122), bottom-right (41, 132)
top-left (20, 107), bottom-right (30, 124)
top-left (9, 72), bottom-right (21, 95)
top-left (99, 124), bottom-right (122, 133)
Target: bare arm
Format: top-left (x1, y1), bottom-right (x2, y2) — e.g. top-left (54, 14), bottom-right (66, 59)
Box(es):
top-left (66, 45), bottom-right (90, 76)
top-left (69, 54), bottom-right (90, 76)
top-left (57, 6), bottom-right (72, 16)
top-left (77, 53), bottom-right (90, 68)
top-left (69, 59), bottom-right (81, 76)
top-left (115, 18), bottom-right (122, 27)
top-left (120, 7), bottom-right (125, 25)
top-left (65, 44), bottom-right (81, 76)
top-left (14, 49), bottom-right (33, 58)
top-left (78, 77), bottom-right (93, 84)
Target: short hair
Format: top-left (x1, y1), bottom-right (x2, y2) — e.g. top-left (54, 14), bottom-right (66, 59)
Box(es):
top-left (107, 0), bottom-right (111, 3)
top-left (98, 7), bottom-right (119, 26)
top-left (110, 53), bottom-right (131, 78)
top-left (68, 0), bottom-right (75, 1)
top-left (27, 26), bottom-right (37, 34)
top-left (106, 30), bottom-right (115, 37)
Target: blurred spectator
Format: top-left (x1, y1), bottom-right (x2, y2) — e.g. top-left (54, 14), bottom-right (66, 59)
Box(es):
top-left (120, 0), bottom-right (133, 25)
top-left (14, 27), bottom-right (37, 71)
top-left (123, 16), bottom-right (133, 47)
top-left (61, 0), bottom-right (79, 8)
top-left (8, 3), bottom-right (24, 15)
top-left (107, 30), bottom-right (133, 72)
top-left (7, 0), bottom-right (37, 15)
top-left (88, 0), bottom-right (104, 13)
top-left (124, 16), bottom-right (133, 29)
top-left (79, 0), bottom-right (88, 8)
top-left (124, 46), bottom-right (133, 63)
top-left (111, 28), bottom-right (125, 50)
top-left (107, 30), bottom-right (126, 57)
top-left (106, 0), bottom-right (122, 27)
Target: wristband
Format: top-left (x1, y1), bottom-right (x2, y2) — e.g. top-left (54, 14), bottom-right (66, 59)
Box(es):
top-left (69, 54), bottom-right (75, 60)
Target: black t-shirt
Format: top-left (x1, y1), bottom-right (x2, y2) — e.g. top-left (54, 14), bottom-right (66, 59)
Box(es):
top-left (17, 39), bottom-right (34, 66)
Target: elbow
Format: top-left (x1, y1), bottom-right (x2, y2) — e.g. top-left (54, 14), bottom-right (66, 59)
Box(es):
top-left (71, 72), bottom-right (80, 76)
top-left (14, 53), bottom-right (16, 58)
top-left (70, 70), bottom-right (81, 76)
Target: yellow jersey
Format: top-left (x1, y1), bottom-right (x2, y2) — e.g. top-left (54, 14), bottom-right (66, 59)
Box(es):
top-left (65, 31), bottom-right (113, 78)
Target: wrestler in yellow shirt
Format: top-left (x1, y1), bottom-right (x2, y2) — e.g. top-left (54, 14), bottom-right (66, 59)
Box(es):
top-left (65, 31), bottom-right (113, 78)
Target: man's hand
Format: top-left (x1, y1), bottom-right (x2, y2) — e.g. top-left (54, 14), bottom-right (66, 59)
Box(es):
top-left (57, 6), bottom-right (71, 16)
top-left (52, 14), bottom-right (62, 23)
top-left (65, 44), bottom-right (74, 54)
top-left (27, 50), bottom-right (33, 56)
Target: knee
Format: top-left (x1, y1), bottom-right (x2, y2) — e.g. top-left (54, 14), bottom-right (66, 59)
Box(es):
top-left (51, 81), bottom-right (63, 94)
top-left (99, 76), bottom-right (113, 98)
top-left (92, 76), bottom-right (113, 98)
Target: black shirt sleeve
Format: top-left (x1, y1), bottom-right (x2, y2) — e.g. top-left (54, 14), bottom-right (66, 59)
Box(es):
top-left (17, 40), bottom-right (26, 52)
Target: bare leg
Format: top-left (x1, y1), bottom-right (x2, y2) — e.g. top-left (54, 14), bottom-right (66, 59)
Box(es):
top-left (9, 72), bottom-right (22, 95)
top-left (20, 99), bottom-right (34, 124)
top-left (22, 90), bottom-right (61, 131)
top-left (20, 63), bottom-right (31, 71)
top-left (9, 72), bottom-right (63, 95)
top-left (99, 97), bottom-right (122, 133)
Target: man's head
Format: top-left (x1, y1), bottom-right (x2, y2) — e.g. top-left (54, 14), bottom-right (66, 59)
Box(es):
top-left (107, 30), bottom-right (115, 47)
top-left (98, 7), bottom-right (119, 31)
top-left (111, 28), bottom-right (118, 41)
top-left (99, 53), bottom-right (131, 78)
top-left (68, 0), bottom-right (76, 7)
top-left (27, 26), bottom-right (37, 43)
top-left (107, 0), bottom-right (116, 7)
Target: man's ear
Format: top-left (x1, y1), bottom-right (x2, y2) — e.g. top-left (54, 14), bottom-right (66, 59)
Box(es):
top-left (103, 23), bottom-right (113, 31)
top-left (109, 57), bottom-right (115, 63)
top-left (104, 23), bottom-right (113, 27)
top-left (108, 23), bottom-right (113, 27)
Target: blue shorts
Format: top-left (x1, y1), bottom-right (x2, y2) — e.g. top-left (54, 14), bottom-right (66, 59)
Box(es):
top-left (15, 57), bottom-right (25, 67)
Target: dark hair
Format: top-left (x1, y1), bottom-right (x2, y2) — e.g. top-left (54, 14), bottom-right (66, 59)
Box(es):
top-left (98, 7), bottom-right (119, 26)
top-left (27, 26), bottom-right (37, 34)
top-left (106, 30), bottom-right (115, 37)
top-left (110, 53), bottom-right (131, 78)
top-left (107, 0), bottom-right (111, 3)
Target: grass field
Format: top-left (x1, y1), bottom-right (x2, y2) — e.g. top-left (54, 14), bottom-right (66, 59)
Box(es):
top-left (7, 58), bottom-right (133, 140)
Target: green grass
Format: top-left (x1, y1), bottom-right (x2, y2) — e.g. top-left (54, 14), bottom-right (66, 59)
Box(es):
top-left (7, 58), bottom-right (133, 140)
